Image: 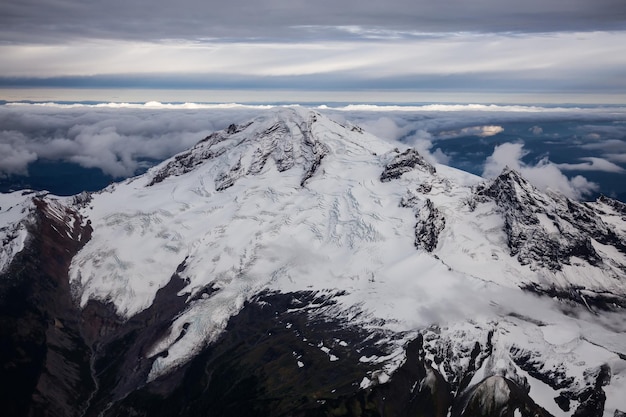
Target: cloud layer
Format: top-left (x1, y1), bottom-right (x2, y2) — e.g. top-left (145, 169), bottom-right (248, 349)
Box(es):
top-left (1, 103), bottom-right (624, 201)
top-left (0, 104), bottom-right (267, 177)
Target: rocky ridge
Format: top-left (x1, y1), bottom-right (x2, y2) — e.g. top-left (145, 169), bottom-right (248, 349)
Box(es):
top-left (472, 168), bottom-right (626, 308)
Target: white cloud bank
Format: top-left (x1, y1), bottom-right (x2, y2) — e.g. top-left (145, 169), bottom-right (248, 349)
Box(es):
top-left (1, 103), bottom-right (622, 202)
top-left (0, 105), bottom-right (268, 178)
top-left (354, 115), bottom-right (451, 165)
top-left (482, 143), bottom-right (599, 199)
top-left (0, 140), bottom-right (37, 177)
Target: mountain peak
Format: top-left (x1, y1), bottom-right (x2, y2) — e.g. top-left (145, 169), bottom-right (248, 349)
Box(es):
top-left (474, 166), bottom-right (626, 289)
top-left (480, 167), bottom-right (538, 202)
top-left (380, 148), bottom-right (436, 182)
top-left (147, 107), bottom-right (385, 189)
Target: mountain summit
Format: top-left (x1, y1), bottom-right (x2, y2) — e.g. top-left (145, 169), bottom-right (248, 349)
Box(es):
top-left (1, 107), bottom-right (626, 417)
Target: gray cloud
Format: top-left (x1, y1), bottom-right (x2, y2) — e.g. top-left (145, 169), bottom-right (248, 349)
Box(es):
top-left (577, 127), bottom-right (626, 165)
top-left (1, 0), bottom-right (625, 44)
top-left (605, 154), bottom-right (626, 163)
top-left (556, 157), bottom-right (625, 173)
top-left (577, 123), bottom-right (626, 139)
top-left (582, 139), bottom-right (626, 153)
top-left (0, 132), bottom-right (38, 177)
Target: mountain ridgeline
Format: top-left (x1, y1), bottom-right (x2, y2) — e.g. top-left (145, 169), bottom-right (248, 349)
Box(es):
top-left (1, 108), bottom-right (625, 417)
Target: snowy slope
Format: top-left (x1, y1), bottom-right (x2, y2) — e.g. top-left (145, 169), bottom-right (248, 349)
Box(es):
top-left (1, 107), bottom-right (625, 416)
top-left (0, 191), bottom-right (38, 272)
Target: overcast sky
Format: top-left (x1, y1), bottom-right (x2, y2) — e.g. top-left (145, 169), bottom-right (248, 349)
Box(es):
top-left (1, 0), bottom-right (626, 99)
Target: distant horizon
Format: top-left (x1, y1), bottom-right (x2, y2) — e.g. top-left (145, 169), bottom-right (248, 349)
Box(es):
top-left (2, 88), bottom-right (625, 106)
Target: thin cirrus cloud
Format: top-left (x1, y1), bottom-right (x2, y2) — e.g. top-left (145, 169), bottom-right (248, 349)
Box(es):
top-left (1, 33), bottom-right (625, 87)
top-left (1, 0), bottom-right (625, 43)
top-left (0, 0), bottom-right (625, 96)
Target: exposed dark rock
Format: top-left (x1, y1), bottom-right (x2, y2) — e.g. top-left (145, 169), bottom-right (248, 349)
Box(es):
top-left (417, 183), bottom-right (433, 194)
top-left (453, 376), bottom-right (552, 417)
top-left (401, 192), bottom-right (446, 252)
top-left (149, 114), bottom-right (328, 190)
top-left (0, 198), bottom-right (94, 417)
top-left (299, 139), bottom-right (328, 187)
top-left (573, 387), bottom-right (606, 417)
top-left (509, 345), bottom-right (574, 390)
top-left (148, 131), bottom-right (230, 186)
top-left (521, 283), bottom-right (626, 311)
top-left (358, 337), bottom-right (452, 417)
top-left (563, 362), bottom-right (613, 415)
top-left (215, 157), bottom-right (243, 191)
top-left (414, 199), bottom-right (446, 252)
top-left (80, 270), bottom-right (190, 415)
top-left (510, 352), bottom-right (611, 417)
top-left (97, 290), bottom-right (481, 417)
top-left (380, 148), bottom-right (436, 182)
top-left (597, 195), bottom-right (626, 217)
top-left (298, 119), bottom-right (328, 187)
top-left (475, 168), bottom-right (626, 273)
top-left (555, 392), bottom-right (571, 411)
top-left (102, 291), bottom-right (404, 417)
top-left (0, 197), bottom-right (197, 417)
top-left (71, 191), bottom-right (93, 208)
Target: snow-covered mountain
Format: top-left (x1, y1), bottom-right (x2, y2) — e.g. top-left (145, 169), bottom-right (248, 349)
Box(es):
top-left (1, 107), bottom-right (625, 417)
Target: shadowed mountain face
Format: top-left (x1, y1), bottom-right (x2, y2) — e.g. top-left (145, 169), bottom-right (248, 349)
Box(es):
top-left (0, 198), bottom-right (95, 417)
top-left (1, 108), bottom-right (625, 417)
